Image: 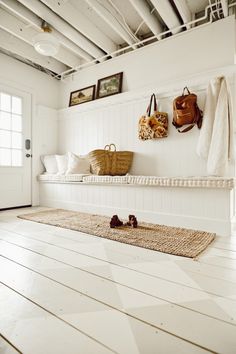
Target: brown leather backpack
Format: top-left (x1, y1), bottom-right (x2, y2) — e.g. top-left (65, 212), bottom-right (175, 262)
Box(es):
top-left (172, 87), bottom-right (203, 133)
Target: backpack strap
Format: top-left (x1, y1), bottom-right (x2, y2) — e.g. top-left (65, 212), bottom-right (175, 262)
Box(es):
top-left (177, 124), bottom-right (195, 133)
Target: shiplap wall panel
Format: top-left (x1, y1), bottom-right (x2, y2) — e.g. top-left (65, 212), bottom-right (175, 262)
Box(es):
top-left (39, 182), bottom-right (233, 236)
top-left (58, 80), bottom-right (235, 177)
top-left (58, 90), bottom-right (221, 177)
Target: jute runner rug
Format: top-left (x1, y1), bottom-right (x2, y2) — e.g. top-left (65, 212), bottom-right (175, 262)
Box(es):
top-left (18, 209), bottom-right (215, 258)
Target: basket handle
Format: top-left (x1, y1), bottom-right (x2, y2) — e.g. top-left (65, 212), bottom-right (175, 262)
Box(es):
top-left (104, 143), bottom-right (116, 151)
top-left (109, 143), bottom-right (116, 151)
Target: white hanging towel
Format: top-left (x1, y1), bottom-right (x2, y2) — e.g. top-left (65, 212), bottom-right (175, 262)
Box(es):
top-left (196, 76), bottom-right (234, 176)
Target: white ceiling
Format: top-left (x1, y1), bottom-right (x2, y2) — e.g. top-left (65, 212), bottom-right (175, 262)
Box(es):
top-left (0, 0), bottom-right (227, 79)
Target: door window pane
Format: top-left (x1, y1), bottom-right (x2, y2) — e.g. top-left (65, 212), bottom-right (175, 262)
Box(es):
top-left (12, 132), bottom-right (22, 149)
top-left (0, 93), bottom-right (11, 112)
top-left (12, 114), bottom-right (22, 132)
top-left (12, 149), bottom-right (22, 166)
top-left (0, 92), bottom-right (23, 167)
top-left (12, 96), bottom-right (22, 114)
top-left (0, 130), bottom-right (11, 148)
top-left (0, 148), bottom-right (11, 166)
top-left (0, 111), bottom-right (11, 130)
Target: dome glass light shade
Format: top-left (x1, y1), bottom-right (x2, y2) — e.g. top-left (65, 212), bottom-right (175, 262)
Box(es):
top-left (33, 32), bottom-right (60, 56)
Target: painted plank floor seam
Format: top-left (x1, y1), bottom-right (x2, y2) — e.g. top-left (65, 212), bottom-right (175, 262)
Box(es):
top-left (1, 207), bottom-right (236, 354)
top-left (1, 237), bottom-right (236, 328)
top-left (1, 228), bottom-right (236, 302)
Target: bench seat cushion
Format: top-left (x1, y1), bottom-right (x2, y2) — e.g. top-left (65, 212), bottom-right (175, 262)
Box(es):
top-left (82, 175), bottom-right (128, 184)
top-left (38, 174), bottom-right (235, 189)
top-left (126, 175), bottom-right (235, 189)
top-left (38, 174), bottom-right (90, 183)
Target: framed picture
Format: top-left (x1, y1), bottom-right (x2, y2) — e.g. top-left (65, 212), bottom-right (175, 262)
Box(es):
top-left (96, 72), bottom-right (123, 99)
top-left (69, 85), bottom-right (95, 106)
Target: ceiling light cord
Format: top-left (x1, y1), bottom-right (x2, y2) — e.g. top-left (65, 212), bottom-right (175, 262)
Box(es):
top-left (98, 0), bottom-right (140, 43)
top-left (134, 7), bottom-right (156, 36)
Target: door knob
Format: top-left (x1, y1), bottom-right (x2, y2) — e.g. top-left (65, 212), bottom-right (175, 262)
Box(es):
top-left (26, 154), bottom-right (32, 158)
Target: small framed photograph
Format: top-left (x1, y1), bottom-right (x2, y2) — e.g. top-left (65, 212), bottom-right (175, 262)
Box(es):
top-left (69, 85), bottom-right (96, 106)
top-left (96, 72), bottom-right (123, 99)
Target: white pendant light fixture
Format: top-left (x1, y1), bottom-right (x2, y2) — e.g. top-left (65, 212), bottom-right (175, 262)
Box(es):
top-left (33, 21), bottom-right (60, 56)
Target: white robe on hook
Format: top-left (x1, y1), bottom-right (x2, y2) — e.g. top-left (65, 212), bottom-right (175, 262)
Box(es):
top-left (196, 76), bottom-right (234, 176)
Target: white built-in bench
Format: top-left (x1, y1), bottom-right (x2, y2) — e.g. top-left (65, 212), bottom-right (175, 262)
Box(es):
top-left (38, 175), bottom-right (235, 237)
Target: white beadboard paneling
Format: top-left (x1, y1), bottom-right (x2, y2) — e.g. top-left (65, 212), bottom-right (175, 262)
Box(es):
top-left (39, 182), bottom-right (233, 236)
top-left (58, 84), bottom-right (234, 177)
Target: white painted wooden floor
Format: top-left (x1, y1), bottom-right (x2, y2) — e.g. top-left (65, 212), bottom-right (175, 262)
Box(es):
top-left (1, 207), bottom-right (236, 354)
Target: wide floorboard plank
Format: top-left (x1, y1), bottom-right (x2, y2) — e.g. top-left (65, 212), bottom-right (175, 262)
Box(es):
top-left (0, 284), bottom-right (113, 354)
top-left (0, 335), bottom-right (20, 354)
top-left (1, 230), bottom-right (236, 318)
top-left (1, 208), bottom-right (236, 354)
top-left (0, 257), bottom-right (211, 354)
top-left (0, 243), bottom-right (236, 353)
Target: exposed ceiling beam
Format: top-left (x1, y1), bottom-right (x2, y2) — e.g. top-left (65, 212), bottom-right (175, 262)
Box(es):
top-left (0, 0), bottom-right (93, 62)
top-left (0, 7), bottom-right (81, 68)
top-left (221, 0), bottom-right (228, 17)
top-left (129, 0), bottom-right (162, 37)
top-left (40, 0), bottom-right (117, 55)
top-left (17, 0), bottom-right (105, 59)
top-left (86, 0), bottom-right (137, 48)
top-left (173, 0), bottom-right (191, 26)
top-left (0, 28), bottom-right (67, 74)
top-left (149, 0), bottom-right (181, 34)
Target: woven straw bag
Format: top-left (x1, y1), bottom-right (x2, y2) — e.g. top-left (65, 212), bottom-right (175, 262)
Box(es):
top-left (89, 144), bottom-right (133, 176)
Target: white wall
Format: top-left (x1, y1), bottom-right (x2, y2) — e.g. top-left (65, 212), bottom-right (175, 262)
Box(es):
top-left (59, 16), bottom-right (235, 109)
top-left (57, 17), bottom-right (235, 177)
top-left (58, 81), bottom-right (234, 177)
top-left (0, 53), bottom-right (60, 205)
top-left (1, 16), bottom-right (235, 211)
top-left (33, 105), bottom-right (58, 204)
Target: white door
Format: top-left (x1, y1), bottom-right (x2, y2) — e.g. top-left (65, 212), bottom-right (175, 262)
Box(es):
top-left (0, 86), bottom-right (32, 209)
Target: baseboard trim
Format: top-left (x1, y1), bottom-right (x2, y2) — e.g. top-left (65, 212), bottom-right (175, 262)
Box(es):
top-left (0, 204), bottom-right (32, 211)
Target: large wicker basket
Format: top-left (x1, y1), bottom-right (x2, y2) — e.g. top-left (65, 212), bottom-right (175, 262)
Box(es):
top-left (89, 144), bottom-right (133, 176)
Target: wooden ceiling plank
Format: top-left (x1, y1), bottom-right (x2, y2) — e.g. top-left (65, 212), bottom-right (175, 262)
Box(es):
top-left (40, 0), bottom-right (117, 55)
top-left (129, 0), bottom-right (163, 37)
top-left (150, 0), bottom-right (182, 34)
top-left (86, 0), bottom-right (137, 48)
top-left (0, 0), bottom-right (93, 62)
top-left (0, 7), bottom-right (81, 68)
top-left (0, 28), bottom-right (67, 73)
top-left (173, 0), bottom-right (192, 28)
top-left (14, 0), bottom-right (103, 60)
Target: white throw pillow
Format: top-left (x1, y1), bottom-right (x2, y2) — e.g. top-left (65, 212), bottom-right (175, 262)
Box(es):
top-left (41, 155), bottom-right (58, 174)
top-left (66, 152), bottom-right (90, 174)
top-left (56, 154), bottom-right (68, 175)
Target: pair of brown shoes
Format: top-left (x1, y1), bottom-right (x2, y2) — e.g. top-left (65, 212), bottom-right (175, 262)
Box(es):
top-left (110, 214), bottom-right (138, 228)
